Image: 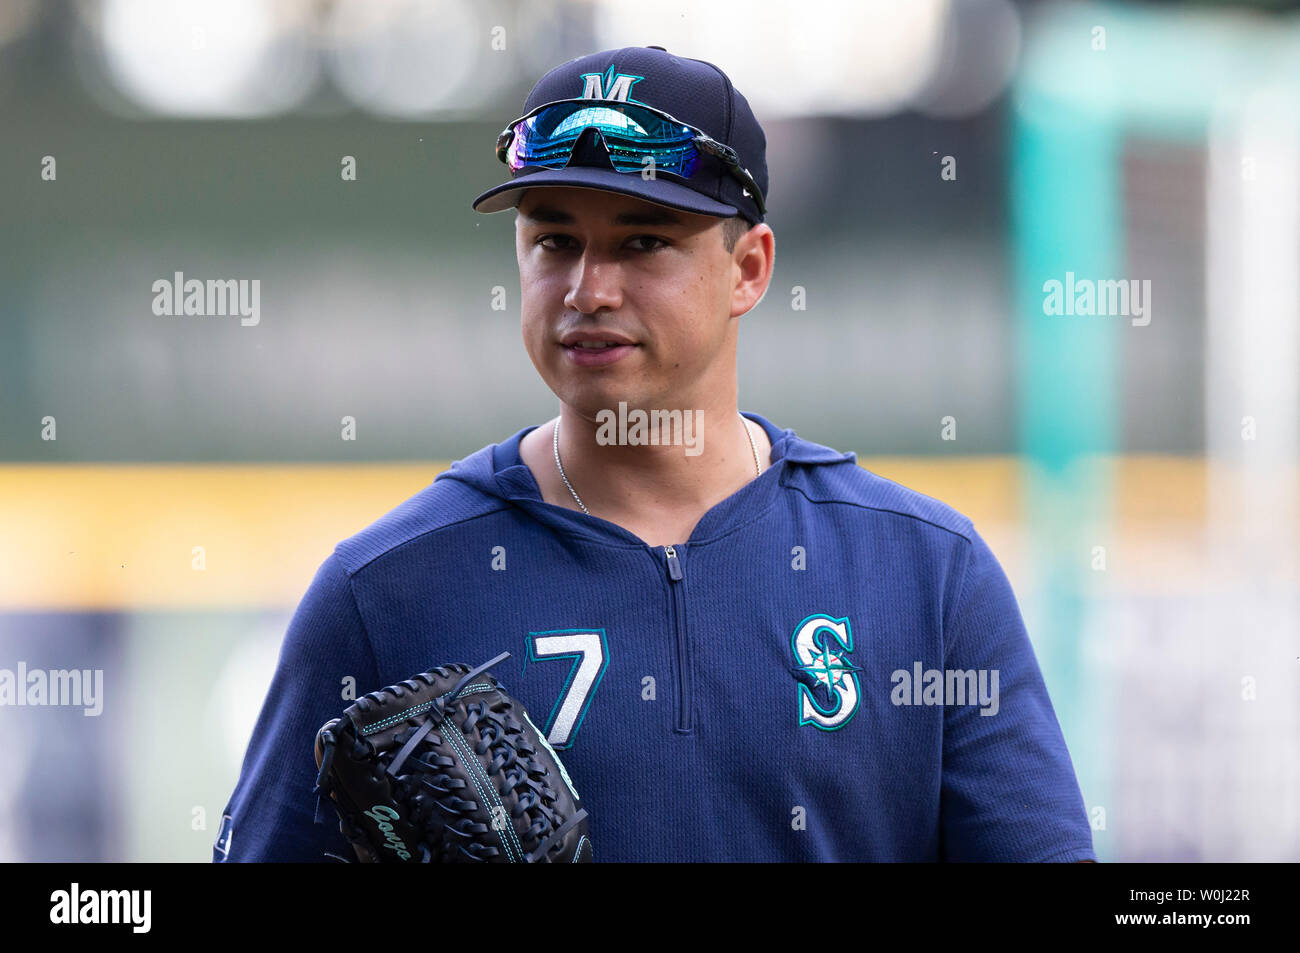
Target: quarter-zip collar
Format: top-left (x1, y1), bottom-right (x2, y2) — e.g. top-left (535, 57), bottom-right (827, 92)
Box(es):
top-left (435, 411), bottom-right (856, 547)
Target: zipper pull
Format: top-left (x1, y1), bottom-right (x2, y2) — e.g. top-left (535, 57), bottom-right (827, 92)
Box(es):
top-left (663, 544), bottom-right (683, 581)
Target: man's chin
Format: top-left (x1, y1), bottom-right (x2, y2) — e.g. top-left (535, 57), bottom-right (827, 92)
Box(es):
top-left (552, 388), bottom-right (658, 423)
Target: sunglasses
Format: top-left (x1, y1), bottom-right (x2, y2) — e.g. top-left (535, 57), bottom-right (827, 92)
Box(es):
top-left (494, 98), bottom-right (766, 217)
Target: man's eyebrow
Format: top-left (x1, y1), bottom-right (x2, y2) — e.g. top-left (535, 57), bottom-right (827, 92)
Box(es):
top-left (518, 204), bottom-right (687, 227)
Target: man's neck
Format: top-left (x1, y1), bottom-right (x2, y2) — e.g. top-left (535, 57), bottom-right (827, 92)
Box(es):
top-left (518, 401), bottom-right (772, 546)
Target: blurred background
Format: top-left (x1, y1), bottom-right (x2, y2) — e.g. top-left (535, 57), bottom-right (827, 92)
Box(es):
top-left (0, 0), bottom-right (1296, 862)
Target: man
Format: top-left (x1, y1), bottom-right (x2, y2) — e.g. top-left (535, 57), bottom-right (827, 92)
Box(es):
top-left (214, 46), bottom-right (1095, 862)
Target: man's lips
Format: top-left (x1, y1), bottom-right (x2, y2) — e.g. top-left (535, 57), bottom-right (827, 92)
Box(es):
top-left (561, 340), bottom-right (638, 367)
top-left (558, 329), bottom-right (640, 366)
top-left (559, 330), bottom-right (636, 347)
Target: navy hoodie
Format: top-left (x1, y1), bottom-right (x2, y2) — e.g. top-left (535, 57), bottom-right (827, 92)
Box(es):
top-left (213, 412), bottom-right (1095, 862)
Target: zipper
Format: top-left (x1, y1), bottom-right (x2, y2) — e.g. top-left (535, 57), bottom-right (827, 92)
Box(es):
top-left (663, 544), bottom-right (691, 732)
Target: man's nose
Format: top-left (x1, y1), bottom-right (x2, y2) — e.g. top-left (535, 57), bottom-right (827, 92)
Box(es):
top-left (564, 251), bottom-right (622, 314)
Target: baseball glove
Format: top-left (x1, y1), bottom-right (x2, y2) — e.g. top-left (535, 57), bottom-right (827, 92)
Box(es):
top-left (312, 651), bottom-right (592, 863)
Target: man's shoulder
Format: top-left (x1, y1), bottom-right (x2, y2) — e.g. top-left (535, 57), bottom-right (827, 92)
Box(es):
top-left (331, 440), bottom-right (517, 576)
top-left (783, 436), bottom-right (975, 545)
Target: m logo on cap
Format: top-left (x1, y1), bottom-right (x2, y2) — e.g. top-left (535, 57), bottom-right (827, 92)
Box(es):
top-left (580, 68), bottom-right (642, 103)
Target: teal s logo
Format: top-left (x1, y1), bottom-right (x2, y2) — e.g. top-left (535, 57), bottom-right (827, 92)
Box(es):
top-left (791, 614), bottom-right (861, 731)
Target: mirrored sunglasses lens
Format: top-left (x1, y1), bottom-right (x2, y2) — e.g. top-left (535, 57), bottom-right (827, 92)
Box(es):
top-left (507, 102), bottom-right (700, 176)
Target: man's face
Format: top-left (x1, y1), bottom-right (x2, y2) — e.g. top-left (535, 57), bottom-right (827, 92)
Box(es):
top-left (514, 186), bottom-right (766, 419)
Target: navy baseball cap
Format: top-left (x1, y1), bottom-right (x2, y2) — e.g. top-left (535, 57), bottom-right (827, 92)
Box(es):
top-left (472, 46), bottom-right (768, 225)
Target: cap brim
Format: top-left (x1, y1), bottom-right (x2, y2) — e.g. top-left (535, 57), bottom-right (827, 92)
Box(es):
top-left (472, 167), bottom-right (739, 218)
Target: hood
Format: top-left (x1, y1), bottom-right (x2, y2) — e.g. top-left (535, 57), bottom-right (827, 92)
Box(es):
top-left (434, 411), bottom-right (857, 547)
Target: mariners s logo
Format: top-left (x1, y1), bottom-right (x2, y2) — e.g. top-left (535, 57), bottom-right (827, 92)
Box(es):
top-left (790, 614), bottom-right (861, 731)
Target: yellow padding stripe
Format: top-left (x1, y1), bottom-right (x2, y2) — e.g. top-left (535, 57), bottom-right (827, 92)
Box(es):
top-left (0, 464), bottom-right (440, 611)
top-left (0, 458), bottom-right (1212, 610)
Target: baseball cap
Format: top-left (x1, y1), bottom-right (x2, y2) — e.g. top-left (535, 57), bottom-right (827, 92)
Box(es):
top-left (471, 45), bottom-right (768, 225)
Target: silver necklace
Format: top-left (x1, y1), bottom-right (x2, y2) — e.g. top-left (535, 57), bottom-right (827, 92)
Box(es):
top-left (553, 413), bottom-right (762, 517)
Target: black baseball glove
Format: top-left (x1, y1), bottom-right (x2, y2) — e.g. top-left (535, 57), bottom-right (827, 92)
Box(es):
top-left (313, 651), bottom-right (592, 863)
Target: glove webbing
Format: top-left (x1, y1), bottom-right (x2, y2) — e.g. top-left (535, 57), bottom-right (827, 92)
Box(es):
top-left (385, 651), bottom-right (509, 778)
